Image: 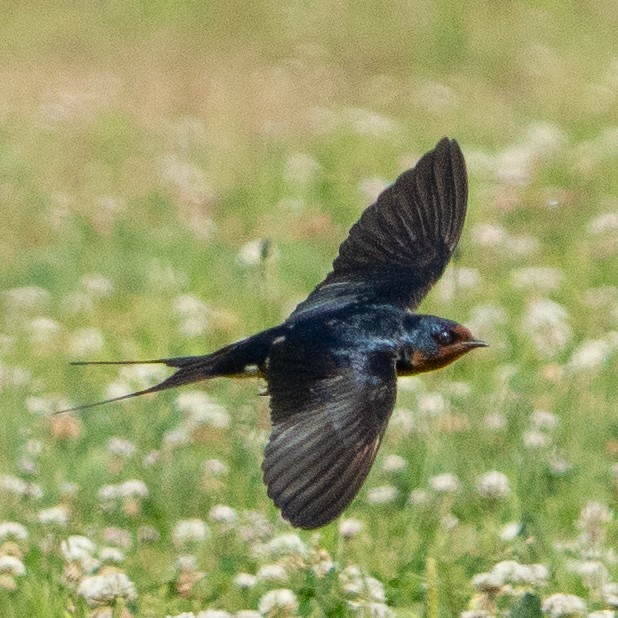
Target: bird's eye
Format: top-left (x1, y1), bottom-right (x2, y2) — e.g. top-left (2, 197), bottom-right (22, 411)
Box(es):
top-left (433, 329), bottom-right (454, 346)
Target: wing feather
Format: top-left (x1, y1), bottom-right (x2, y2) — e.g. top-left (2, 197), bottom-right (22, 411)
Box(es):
top-left (263, 336), bottom-right (397, 529)
top-left (291, 137), bottom-right (467, 319)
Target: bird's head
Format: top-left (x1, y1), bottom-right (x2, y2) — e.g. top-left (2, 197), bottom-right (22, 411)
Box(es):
top-left (399, 314), bottom-right (487, 374)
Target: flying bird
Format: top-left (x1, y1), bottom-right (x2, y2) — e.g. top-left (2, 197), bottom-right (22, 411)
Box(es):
top-left (62, 137), bottom-right (486, 529)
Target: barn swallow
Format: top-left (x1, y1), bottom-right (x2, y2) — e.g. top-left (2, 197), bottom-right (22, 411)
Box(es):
top-left (62, 137), bottom-right (486, 529)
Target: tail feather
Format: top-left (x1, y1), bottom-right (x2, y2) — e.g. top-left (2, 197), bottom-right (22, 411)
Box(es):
top-left (58, 328), bottom-right (281, 415)
top-left (56, 357), bottom-right (218, 414)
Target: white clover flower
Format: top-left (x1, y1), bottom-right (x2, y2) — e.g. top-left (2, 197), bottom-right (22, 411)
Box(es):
top-left (209, 505), bottom-right (238, 525)
top-left (0, 555), bottom-right (26, 576)
top-left (500, 522), bottom-right (522, 542)
top-left (285, 152), bottom-right (320, 185)
top-left (359, 177), bottom-right (388, 202)
top-left (258, 589), bottom-right (298, 616)
top-left (472, 223), bottom-right (508, 248)
top-left (531, 410), bottom-right (559, 431)
top-left (38, 505), bottom-right (69, 526)
top-left (98, 484), bottom-right (120, 503)
top-left (472, 571), bottom-right (504, 592)
top-left (484, 412), bottom-right (507, 432)
top-left (339, 518), bottom-right (363, 538)
top-left (476, 471), bottom-right (511, 500)
top-left (570, 559), bottom-right (609, 591)
top-left (176, 555), bottom-right (199, 573)
top-left (99, 547), bottom-right (125, 564)
top-left (568, 339), bottom-right (612, 371)
top-left (29, 317), bottom-right (62, 343)
top-left (345, 107), bottom-right (396, 137)
top-left (102, 527), bottom-right (132, 549)
top-left (119, 479), bottom-right (149, 499)
top-left (0, 521), bottom-right (28, 542)
top-left (107, 437), bottom-right (137, 458)
top-left (366, 485), bottom-right (397, 504)
top-left (603, 582), bottom-right (618, 607)
top-left (541, 593), bottom-right (586, 617)
top-left (77, 572), bottom-right (137, 606)
top-left (418, 392), bottom-right (446, 415)
top-left (430, 473), bottom-right (460, 494)
top-left (237, 240), bottom-right (268, 267)
top-left (257, 564), bottom-right (288, 583)
top-left (234, 572), bottom-right (257, 589)
top-left (512, 267), bottom-right (564, 292)
top-left (173, 519), bottom-right (210, 547)
top-left (61, 535), bottom-right (96, 561)
top-left (588, 211), bottom-right (618, 234)
top-left (3, 285), bottom-right (50, 311)
top-left (382, 454), bottom-right (407, 473)
top-left (176, 392), bottom-right (229, 429)
top-left (204, 459), bottom-right (229, 477)
top-left (523, 430), bottom-right (551, 449)
top-left (408, 489), bottom-right (431, 506)
top-left (265, 533), bottom-right (308, 558)
top-left (523, 299), bottom-right (572, 357)
top-left (340, 566), bottom-right (386, 602)
top-left (196, 611), bottom-right (232, 618)
top-left (80, 273), bottom-right (114, 297)
top-left (69, 327), bottom-right (105, 357)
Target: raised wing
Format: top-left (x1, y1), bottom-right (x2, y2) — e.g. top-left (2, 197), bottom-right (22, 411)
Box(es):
top-left (262, 334), bottom-right (397, 529)
top-left (291, 137), bottom-right (467, 319)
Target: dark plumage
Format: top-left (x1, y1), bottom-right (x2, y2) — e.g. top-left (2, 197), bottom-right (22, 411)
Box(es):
top-left (62, 137), bottom-right (486, 529)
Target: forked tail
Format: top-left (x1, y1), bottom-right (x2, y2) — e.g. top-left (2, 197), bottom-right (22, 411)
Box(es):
top-left (57, 328), bottom-right (280, 414)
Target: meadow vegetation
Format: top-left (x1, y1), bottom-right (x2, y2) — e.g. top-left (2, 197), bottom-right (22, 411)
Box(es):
top-left (0, 2), bottom-right (617, 616)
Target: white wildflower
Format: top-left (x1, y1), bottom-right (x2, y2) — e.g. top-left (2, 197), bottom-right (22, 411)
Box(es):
top-left (204, 459), bottom-right (228, 477)
top-left (418, 392), bottom-right (446, 415)
top-left (209, 505), bottom-right (237, 525)
top-left (69, 327), bottom-right (104, 357)
top-left (531, 410), bottom-right (559, 431)
top-left (0, 555), bottom-right (26, 576)
top-left (80, 273), bottom-right (114, 297)
top-left (107, 437), bottom-right (137, 458)
top-left (265, 533), bottom-right (307, 558)
top-left (258, 588), bottom-right (298, 616)
top-left (339, 518), bottom-right (363, 538)
top-left (430, 473), bottom-right (460, 494)
top-left (77, 572), bottom-right (137, 606)
top-left (588, 211), bottom-right (618, 234)
top-left (60, 535), bottom-right (96, 562)
top-left (523, 299), bottom-right (572, 356)
top-left (500, 522), bottom-right (522, 542)
top-left (173, 519), bottom-right (210, 547)
top-left (285, 152), bottom-right (320, 185)
top-left (366, 485), bottom-right (397, 504)
top-left (359, 177), bottom-right (388, 202)
top-left (382, 454), bottom-right (407, 473)
top-left (568, 338), bottom-right (612, 371)
top-left (257, 564), bottom-right (288, 583)
top-left (476, 471), bottom-right (511, 499)
top-left (0, 522), bottom-right (28, 542)
top-left (38, 505), bottom-right (69, 526)
top-left (29, 317), bottom-right (61, 343)
top-left (118, 479), bottom-right (148, 499)
top-left (99, 547), bottom-right (125, 564)
top-left (541, 593), bottom-right (586, 617)
top-left (603, 582), bottom-right (618, 607)
top-left (523, 430), bottom-right (551, 449)
top-left (3, 286), bottom-right (50, 311)
top-left (234, 572), bottom-right (257, 589)
top-left (512, 267), bottom-right (564, 292)
top-left (196, 611), bottom-right (231, 618)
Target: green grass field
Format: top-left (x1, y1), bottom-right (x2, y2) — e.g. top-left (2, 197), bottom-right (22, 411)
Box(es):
top-left (0, 2), bottom-right (617, 616)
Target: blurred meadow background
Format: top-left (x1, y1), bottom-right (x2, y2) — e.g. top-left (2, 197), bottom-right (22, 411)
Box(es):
top-left (1, 1), bottom-right (618, 616)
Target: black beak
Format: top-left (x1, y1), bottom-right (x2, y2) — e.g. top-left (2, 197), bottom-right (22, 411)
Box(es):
top-left (464, 339), bottom-right (489, 349)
